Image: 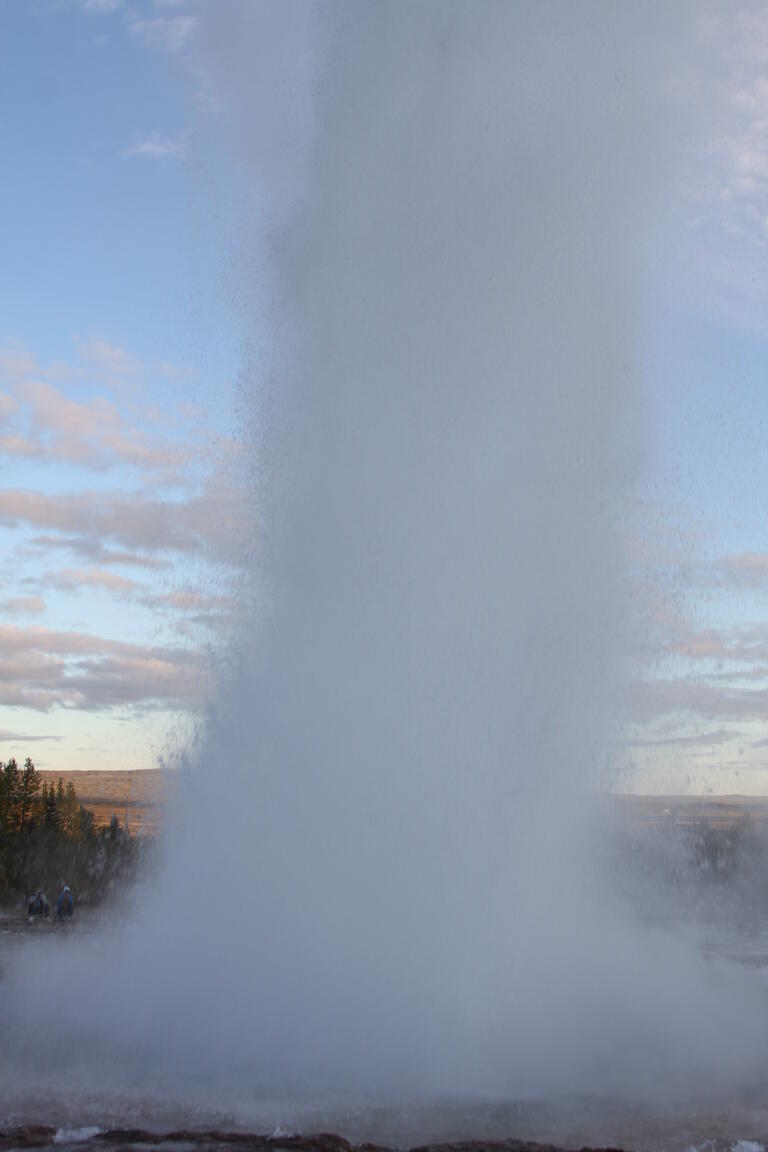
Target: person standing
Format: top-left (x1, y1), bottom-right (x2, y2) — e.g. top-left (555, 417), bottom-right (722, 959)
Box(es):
top-left (56, 885), bottom-right (73, 921)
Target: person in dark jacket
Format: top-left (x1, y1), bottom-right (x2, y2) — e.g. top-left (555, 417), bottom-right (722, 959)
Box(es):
top-left (28, 889), bottom-right (49, 917)
top-left (56, 885), bottom-right (73, 920)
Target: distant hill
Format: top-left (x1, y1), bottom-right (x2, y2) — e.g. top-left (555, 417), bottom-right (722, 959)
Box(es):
top-left (38, 769), bottom-right (171, 835)
top-left (604, 792), bottom-right (768, 829)
top-left (31, 774), bottom-right (768, 839)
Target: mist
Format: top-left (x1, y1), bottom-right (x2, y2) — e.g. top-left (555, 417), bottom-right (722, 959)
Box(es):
top-left (2, 1), bottom-right (768, 1132)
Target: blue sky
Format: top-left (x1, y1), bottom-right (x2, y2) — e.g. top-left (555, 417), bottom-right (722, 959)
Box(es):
top-left (0, 0), bottom-right (243, 773)
top-left (3, 2), bottom-right (187, 351)
top-left (2, 1), bottom-right (768, 792)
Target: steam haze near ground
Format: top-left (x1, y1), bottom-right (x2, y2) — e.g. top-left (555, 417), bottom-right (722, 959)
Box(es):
top-left (2, 1), bottom-right (768, 1131)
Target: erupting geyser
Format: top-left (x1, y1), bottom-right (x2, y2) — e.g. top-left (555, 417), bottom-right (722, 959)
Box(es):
top-left (3, 0), bottom-right (768, 1132)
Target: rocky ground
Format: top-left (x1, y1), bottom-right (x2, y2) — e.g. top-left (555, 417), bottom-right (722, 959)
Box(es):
top-left (0, 1131), bottom-right (625, 1152)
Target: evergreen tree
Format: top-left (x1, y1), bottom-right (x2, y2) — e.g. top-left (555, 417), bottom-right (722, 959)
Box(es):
top-left (78, 803), bottom-right (95, 840)
top-left (19, 757), bottom-right (41, 830)
top-left (44, 780), bottom-right (59, 830)
top-left (2, 759), bottom-right (21, 831)
top-left (0, 760), bottom-right (143, 903)
top-left (64, 782), bottom-right (78, 838)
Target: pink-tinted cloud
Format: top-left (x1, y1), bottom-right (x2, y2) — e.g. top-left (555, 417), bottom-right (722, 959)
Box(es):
top-left (0, 392), bottom-right (18, 426)
top-left (47, 568), bottom-right (141, 595)
top-left (0, 345), bottom-right (37, 383)
top-left (0, 432), bottom-right (38, 458)
top-left (671, 623), bottom-right (768, 664)
top-left (77, 338), bottom-right (141, 377)
top-left (29, 536), bottom-right (172, 570)
top-left (626, 622), bottom-right (768, 730)
top-left (0, 334), bottom-right (241, 728)
top-left (1, 596), bottom-right (46, 617)
top-left (37, 567), bottom-right (234, 619)
top-left (0, 478), bottom-right (247, 567)
top-left (0, 623), bottom-right (211, 712)
top-left (0, 341), bottom-right (220, 484)
top-left (718, 552), bottom-right (768, 588)
top-left (0, 378), bottom-right (190, 476)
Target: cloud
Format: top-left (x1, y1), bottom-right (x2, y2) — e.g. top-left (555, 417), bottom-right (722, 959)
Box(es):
top-left (0, 341), bottom-right (233, 486)
top-left (671, 623), bottom-right (768, 665)
top-left (39, 567), bottom-right (233, 616)
top-left (0, 330), bottom-right (240, 739)
top-left (77, 339), bottom-right (141, 378)
top-left (146, 588), bottom-right (233, 613)
top-left (0, 475), bottom-right (247, 568)
top-left (75, 0), bottom-right (122, 10)
top-left (625, 621), bottom-right (768, 730)
top-left (159, 362), bottom-right (196, 382)
top-left (0, 731), bottom-right (62, 744)
top-left (119, 132), bottom-right (186, 161)
top-left (129, 15), bottom-right (197, 52)
top-left (0, 623), bottom-right (211, 713)
top-left (0, 374), bottom-right (190, 478)
top-left (0, 334), bottom-right (241, 727)
top-left (675, 10), bottom-right (768, 331)
top-left (624, 728), bottom-right (737, 750)
top-left (1, 337), bottom-right (193, 391)
top-left (0, 489), bottom-right (196, 557)
top-left (0, 392), bottom-right (18, 426)
top-left (46, 568), bottom-right (141, 595)
top-left (627, 677), bottom-right (768, 725)
top-left (1, 596), bottom-right (46, 617)
top-left (0, 432), bottom-right (38, 459)
top-left (0, 341), bottom-right (234, 495)
top-left (29, 537), bottom-right (171, 571)
top-left (0, 345), bottom-right (37, 383)
top-left (28, 567), bottom-right (234, 640)
top-left (717, 552), bottom-right (768, 589)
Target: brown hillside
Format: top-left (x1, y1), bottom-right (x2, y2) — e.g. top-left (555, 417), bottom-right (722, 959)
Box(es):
top-left (38, 769), bottom-right (171, 835)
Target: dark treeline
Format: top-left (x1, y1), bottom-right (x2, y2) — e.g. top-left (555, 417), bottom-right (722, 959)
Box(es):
top-left (0, 757), bottom-right (142, 905)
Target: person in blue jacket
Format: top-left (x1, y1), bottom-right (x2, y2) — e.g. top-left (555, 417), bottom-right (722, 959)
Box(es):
top-left (56, 885), bottom-right (74, 921)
